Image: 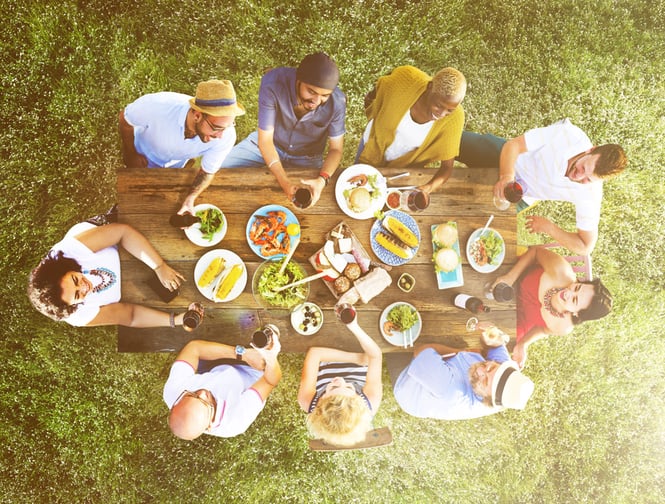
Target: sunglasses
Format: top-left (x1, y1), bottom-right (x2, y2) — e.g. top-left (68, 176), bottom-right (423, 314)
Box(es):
top-left (173, 390), bottom-right (216, 430)
top-left (203, 115), bottom-right (235, 132)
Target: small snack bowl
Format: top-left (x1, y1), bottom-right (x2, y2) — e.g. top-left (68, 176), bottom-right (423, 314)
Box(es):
top-left (397, 273), bottom-right (416, 293)
top-left (385, 190), bottom-right (402, 210)
top-left (291, 302), bottom-right (324, 335)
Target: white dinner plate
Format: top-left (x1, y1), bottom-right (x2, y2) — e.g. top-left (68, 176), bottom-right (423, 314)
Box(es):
top-left (290, 302), bottom-right (324, 335)
top-left (245, 204), bottom-right (300, 259)
top-left (184, 203), bottom-right (227, 247)
top-left (334, 164), bottom-right (387, 220)
top-left (379, 302), bottom-right (422, 347)
top-left (370, 210), bottom-right (420, 266)
top-left (194, 249), bottom-right (247, 302)
top-left (466, 228), bottom-right (506, 273)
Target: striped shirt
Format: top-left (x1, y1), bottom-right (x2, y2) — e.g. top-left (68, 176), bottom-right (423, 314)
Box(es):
top-left (307, 362), bottom-right (372, 413)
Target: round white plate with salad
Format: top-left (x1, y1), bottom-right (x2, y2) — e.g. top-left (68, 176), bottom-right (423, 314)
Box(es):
top-left (466, 228), bottom-right (505, 273)
top-left (379, 302), bottom-right (422, 347)
top-left (184, 203), bottom-right (227, 247)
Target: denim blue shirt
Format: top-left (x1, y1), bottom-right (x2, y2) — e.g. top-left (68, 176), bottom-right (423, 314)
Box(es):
top-left (393, 347), bottom-right (510, 420)
top-left (257, 67), bottom-right (346, 156)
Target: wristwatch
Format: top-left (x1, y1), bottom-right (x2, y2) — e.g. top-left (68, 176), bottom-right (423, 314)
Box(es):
top-left (235, 345), bottom-right (246, 361)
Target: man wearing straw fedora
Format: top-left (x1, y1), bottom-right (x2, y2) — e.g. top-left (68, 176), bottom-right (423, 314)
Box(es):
top-left (389, 330), bottom-right (534, 420)
top-left (221, 52), bottom-right (346, 208)
top-left (119, 79), bottom-right (245, 215)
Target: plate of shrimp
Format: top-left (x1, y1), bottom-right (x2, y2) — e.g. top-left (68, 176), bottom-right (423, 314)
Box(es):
top-left (245, 205), bottom-right (300, 259)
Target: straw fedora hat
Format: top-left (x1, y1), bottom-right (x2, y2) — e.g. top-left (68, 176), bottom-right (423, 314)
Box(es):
top-left (491, 360), bottom-right (534, 410)
top-left (189, 79), bottom-right (245, 117)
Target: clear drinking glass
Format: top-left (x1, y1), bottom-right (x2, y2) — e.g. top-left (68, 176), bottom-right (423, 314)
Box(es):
top-left (335, 303), bottom-right (357, 324)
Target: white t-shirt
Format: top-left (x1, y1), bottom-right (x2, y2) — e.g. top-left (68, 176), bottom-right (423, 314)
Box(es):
top-left (163, 361), bottom-right (265, 438)
top-left (515, 119), bottom-right (602, 231)
top-left (53, 223), bottom-right (122, 326)
top-left (363, 112), bottom-right (434, 162)
top-left (124, 92), bottom-right (236, 173)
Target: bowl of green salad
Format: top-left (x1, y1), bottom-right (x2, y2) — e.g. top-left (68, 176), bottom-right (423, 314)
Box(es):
top-left (252, 258), bottom-right (310, 310)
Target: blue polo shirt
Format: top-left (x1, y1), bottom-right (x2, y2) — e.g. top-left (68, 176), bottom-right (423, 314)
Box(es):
top-left (393, 346), bottom-right (510, 420)
top-left (257, 67), bottom-right (346, 156)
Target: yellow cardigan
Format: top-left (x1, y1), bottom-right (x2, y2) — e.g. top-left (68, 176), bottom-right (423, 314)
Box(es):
top-left (359, 66), bottom-right (464, 167)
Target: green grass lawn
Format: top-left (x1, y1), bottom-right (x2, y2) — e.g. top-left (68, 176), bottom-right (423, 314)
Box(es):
top-left (1, 0), bottom-right (664, 502)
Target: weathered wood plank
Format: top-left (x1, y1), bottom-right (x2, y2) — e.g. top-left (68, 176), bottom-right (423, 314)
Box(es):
top-left (117, 166), bottom-right (517, 353)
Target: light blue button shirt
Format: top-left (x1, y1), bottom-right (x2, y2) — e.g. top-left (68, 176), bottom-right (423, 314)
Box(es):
top-left (393, 346), bottom-right (510, 420)
top-left (124, 92), bottom-right (235, 173)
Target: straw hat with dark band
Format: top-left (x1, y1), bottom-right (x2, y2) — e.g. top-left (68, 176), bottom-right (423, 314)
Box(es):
top-left (189, 79), bottom-right (245, 117)
top-left (491, 360), bottom-right (534, 410)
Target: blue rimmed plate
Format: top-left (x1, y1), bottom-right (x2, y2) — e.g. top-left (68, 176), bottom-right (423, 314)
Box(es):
top-left (370, 210), bottom-right (420, 266)
top-left (245, 204), bottom-right (300, 259)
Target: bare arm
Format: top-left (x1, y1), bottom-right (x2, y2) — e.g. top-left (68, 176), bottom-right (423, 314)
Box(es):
top-left (494, 135), bottom-right (527, 200)
top-left (346, 320), bottom-right (383, 410)
top-left (74, 223), bottom-right (184, 290)
top-left (494, 245), bottom-right (575, 288)
top-left (526, 216), bottom-right (598, 255)
top-left (512, 326), bottom-right (549, 368)
top-left (419, 158), bottom-right (454, 194)
top-left (492, 245), bottom-right (539, 287)
top-left (85, 302), bottom-right (185, 328)
top-left (175, 339), bottom-right (267, 375)
top-left (178, 169), bottom-right (215, 215)
top-left (257, 127), bottom-right (295, 201)
top-left (302, 135), bottom-right (344, 206)
top-left (248, 336), bottom-right (282, 401)
top-left (118, 109), bottom-right (148, 168)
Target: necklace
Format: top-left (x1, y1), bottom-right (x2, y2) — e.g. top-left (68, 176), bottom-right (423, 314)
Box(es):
top-left (543, 287), bottom-right (566, 318)
top-left (83, 268), bottom-right (117, 294)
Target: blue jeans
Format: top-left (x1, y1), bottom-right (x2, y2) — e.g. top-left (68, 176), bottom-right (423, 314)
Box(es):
top-left (354, 137), bottom-right (365, 164)
top-left (456, 131), bottom-right (507, 168)
top-left (222, 131), bottom-right (323, 169)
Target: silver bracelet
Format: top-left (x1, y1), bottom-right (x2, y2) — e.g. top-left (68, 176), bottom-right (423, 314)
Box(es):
top-left (169, 312), bottom-right (175, 329)
top-left (268, 159), bottom-right (280, 168)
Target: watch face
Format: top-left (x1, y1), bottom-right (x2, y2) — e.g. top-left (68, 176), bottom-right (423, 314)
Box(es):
top-left (235, 345), bottom-right (245, 358)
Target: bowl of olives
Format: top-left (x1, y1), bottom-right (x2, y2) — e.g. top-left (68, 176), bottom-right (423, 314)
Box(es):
top-left (397, 273), bottom-right (415, 293)
top-left (290, 302), bottom-right (324, 335)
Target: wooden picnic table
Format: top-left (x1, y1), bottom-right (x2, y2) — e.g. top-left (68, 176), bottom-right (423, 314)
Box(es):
top-left (117, 165), bottom-right (517, 353)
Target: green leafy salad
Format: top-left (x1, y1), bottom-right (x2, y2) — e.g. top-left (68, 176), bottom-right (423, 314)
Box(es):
top-left (256, 261), bottom-right (308, 308)
top-left (477, 231), bottom-right (503, 265)
top-left (387, 304), bottom-right (419, 331)
top-left (195, 208), bottom-right (224, 241)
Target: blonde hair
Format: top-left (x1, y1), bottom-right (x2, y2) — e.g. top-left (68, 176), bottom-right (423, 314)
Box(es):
top-left (431, 67), bottom-right (466, 102)
top-left (306, 394), bottom-right (372, 446)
